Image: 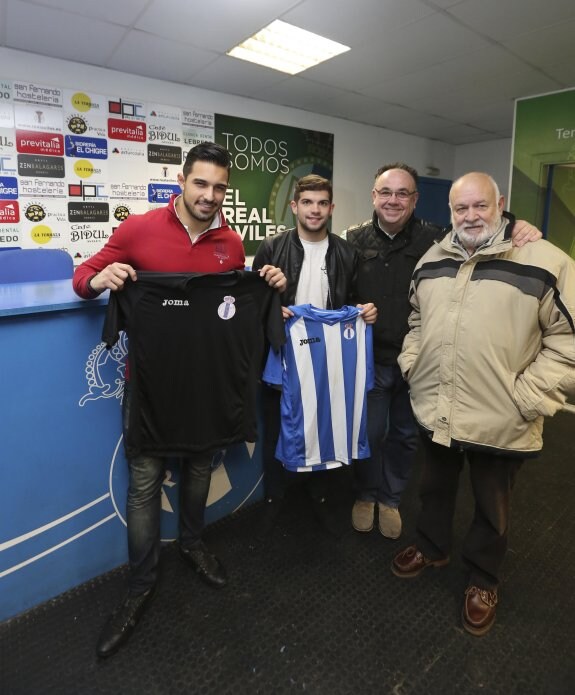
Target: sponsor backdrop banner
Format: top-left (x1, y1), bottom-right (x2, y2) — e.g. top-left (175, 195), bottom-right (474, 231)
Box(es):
top-left (0, 78), bottom-right (333, 263)
top-left (510, 89), bottom-right (575, 259)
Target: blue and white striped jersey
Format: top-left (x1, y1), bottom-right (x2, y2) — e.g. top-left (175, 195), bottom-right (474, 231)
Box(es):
top-left (263, 304), bottom-right (374, 472)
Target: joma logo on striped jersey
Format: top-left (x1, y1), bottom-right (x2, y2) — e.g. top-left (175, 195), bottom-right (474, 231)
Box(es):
top-left (300, 337), bottom-right (321, 346)
top-left (162, 299), bottom-right (189, 306)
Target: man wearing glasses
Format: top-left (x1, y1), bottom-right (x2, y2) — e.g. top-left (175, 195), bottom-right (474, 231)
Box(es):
top-left (343, 163), bottom-right (539, 540)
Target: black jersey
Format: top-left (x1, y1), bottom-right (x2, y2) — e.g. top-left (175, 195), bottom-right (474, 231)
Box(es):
top-left (102, 271), bottom-right (285, 457)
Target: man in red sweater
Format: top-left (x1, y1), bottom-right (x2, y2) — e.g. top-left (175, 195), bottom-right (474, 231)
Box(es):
top-left (74, 142), bottom-right (285, 658)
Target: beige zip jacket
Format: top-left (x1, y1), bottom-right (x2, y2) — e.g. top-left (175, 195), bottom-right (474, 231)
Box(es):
top-left (398, 220), bottom-right (575, 455)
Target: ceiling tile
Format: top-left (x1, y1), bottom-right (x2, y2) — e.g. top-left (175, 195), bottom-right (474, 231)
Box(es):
top-left (185, 56), bottom-right (288, 98)
top-left (305, 12), bottom-right (490, 88)
top-left (108, 31), bottom-right (218, 83)
top-left (281, 0), bottom-right (436, 45)
top-left (14, 0), bottom-right (150, 25)
top-left (135, 0), bottom-right (301, 52)
top-left (447, 0), bottom-right (575, 41)
top-left (6, 0), bottom-right (126, 64)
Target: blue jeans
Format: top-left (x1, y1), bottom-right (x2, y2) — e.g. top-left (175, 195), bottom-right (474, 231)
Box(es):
top-left (123, 386), bottom-right (214, 594)
top-left (353, 363), bottom-right (418, 507)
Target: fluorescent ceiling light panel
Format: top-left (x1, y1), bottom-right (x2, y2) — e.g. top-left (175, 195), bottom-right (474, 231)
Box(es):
top-left (227, 20), bottom-right (350, 75)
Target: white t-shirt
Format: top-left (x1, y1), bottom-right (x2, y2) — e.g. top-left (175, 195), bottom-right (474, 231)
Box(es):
top-left (295, 236), bottom-right (329, 308)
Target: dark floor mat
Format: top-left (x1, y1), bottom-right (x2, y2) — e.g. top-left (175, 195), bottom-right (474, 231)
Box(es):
top-left (2, 412), bottom-right (574, 694)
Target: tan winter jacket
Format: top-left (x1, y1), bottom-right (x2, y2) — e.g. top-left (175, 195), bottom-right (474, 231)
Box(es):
top-left (398, 220), bottom-right (575, 456)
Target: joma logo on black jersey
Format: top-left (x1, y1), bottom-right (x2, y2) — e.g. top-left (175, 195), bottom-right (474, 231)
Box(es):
top-left (162, 299), bottom-right (190, 306)
top-left (300, 337), bottom-right (321, 346)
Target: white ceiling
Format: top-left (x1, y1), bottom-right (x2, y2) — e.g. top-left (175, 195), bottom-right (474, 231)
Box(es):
top-left (1, 0), bottom-right (574, 145)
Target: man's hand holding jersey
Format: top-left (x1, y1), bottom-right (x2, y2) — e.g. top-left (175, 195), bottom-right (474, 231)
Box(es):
top-left (88, 263), bottom-right (138, 293)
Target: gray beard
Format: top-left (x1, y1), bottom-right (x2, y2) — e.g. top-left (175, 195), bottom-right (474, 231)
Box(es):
top-left (454, 218), bottom-right (501, 251)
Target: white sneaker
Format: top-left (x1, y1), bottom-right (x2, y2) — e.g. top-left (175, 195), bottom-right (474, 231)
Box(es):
top-left (378, 503), bottom-right (402, 539)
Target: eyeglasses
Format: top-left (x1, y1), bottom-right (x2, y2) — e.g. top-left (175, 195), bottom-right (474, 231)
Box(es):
top-left (374, 188), bottom-right (417, 201)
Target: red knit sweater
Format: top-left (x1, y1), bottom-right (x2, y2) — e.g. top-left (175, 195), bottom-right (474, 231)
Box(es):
top-left (73, 195), bottom-right (245, 299)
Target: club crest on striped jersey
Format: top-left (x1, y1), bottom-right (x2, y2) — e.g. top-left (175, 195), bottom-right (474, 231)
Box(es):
top-left (343, 322), bottom-right (355, 340)
top-left (217, 295), bottom-right (236, 320)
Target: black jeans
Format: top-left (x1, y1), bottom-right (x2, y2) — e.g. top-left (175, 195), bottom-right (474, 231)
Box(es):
top-left (416, 435), bottom-right (523, 590)
top-left (260, 384), bottom-right (330, 501)
top-left (123, 385), bottom-right (214, 594)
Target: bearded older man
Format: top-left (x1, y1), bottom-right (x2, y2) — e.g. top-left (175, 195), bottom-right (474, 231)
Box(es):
top-left (392, 172), bottom-right (575, 636)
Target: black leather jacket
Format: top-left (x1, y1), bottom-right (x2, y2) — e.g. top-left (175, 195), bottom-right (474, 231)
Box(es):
top-left (252, 227), bottom-right (359, 308)
top-left (344, 213), bottom-right (444, 365)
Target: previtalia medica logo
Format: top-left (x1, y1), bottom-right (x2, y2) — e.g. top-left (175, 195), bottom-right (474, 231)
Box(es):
top-left (107, 118), bottom-right (146, 143)
top-left (0, 200), bottom-right (20, 223)
top-left (16, 130), bottom-right (64, 156)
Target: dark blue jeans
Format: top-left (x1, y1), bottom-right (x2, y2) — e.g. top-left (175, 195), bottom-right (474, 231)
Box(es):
top-left (353, 363), bottom-right (419, 507)
top-left (123, 386), bottom-right (214, 594)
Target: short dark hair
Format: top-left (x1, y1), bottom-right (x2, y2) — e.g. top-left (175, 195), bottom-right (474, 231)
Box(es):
top-left (183, 142), bottom-right (232, 178)
top-left (293, 174), bottom-right (333, 203)
top-left (375, 162), bottom-right (419, 188)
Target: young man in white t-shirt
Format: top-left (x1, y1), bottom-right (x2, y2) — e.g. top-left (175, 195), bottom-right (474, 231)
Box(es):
top-left (252, 175), bottom-right (377, 536)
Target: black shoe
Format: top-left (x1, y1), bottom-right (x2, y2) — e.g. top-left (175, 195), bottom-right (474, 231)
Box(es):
top-left (312, 498), bottom-right (345, 539)
top-left (179, 541), bottom-right (227, 588)
top-left (96, 585), bottom-right (157, 658)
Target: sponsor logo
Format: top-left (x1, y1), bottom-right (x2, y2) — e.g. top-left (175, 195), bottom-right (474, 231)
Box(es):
top-left (182, 109), bottom-right (214, 128)
top-left (67, 116), bottom-right (88, 135)
top-left (30, 224), bottom-right (60, 245)
top-left (110, 183), bottom-right (147, 200)
top-left (299, 336), bottom-right (321, 346)
top-left (72, 159), bottom-right (102, 179)
top-left (0, 230), bottom-right (20, 243)
top-left (68, 181), bottom-right (107, 201)
top-left (0, 176), bottom-right (18, 199)
top-left (108, 118), bottom-right (146, 142)
top-left (148, 183), bottom-right (180, 203)
top-left (68, 202), bottom-right (109, 222)
top-left (16, 130), bottom-right (64, 156)
top-left (113, 205), bottom-right (131, 222)
top-left (110, 144), bottom-right (145, 157)
top-left (13, 82), bottom-right (63, 106)
top-left (161, 299), bottom-right (190, 307)
top-left (70, 92), bottom-right (98, 113)
top-left (0, 154), bottom-right (17, 173)
top-left (148, 104), bottom-right (181, 122)
top-left (217, 296), bottom-right (236, 320)
top-left (148, 125), bottom-right (181, 143)
top-left (24, 203), bottom-right (47, 222)
top-left (108, 98), bottom-right (145, 120)
top-left (147, 143), bottom-right (182, 164)
top-left (65, 135), bottom-right (108, 159)
top-left (0, 132), bottom-right (15, 149)
top-left (70, 224), bottom-right (110, 243)
top-left (0, 200), bottom-right (19, 223)
top-left (18, 178), bottom-right (67, 198)
top-left (18, 154), bottom-right (66, 178)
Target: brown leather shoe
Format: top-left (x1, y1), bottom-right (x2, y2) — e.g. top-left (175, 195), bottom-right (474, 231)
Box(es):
top-left (462, 585), bottom-right (498, 636)
top-left (391, 544), bottom-right (449, 578)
